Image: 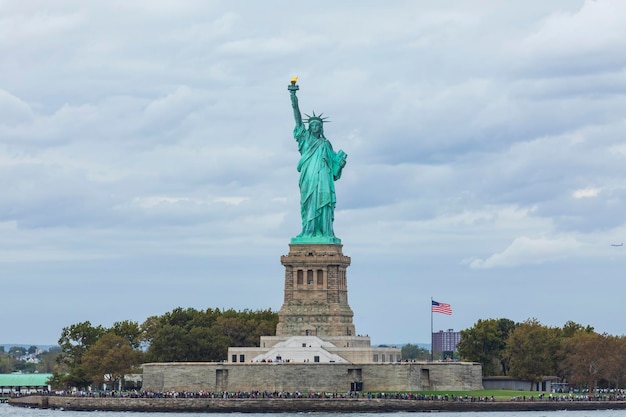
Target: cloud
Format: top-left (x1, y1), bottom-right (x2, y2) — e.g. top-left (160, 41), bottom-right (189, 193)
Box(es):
top-left (469, 236), bottom-right (582, 269)
top-left (0, 89), bottom-right (34, 126)
top-left (515, 0), bottom-right (626, 76)
top-left (0, 9), bottom-right (83, 45)
top-left (3, 1), bottom-right (626, 344)
top-left (573, 187), bottom-right (599, 199)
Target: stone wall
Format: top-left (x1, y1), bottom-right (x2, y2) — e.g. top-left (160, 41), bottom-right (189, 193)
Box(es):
top-left (12, 395), bottom-right (626, 413)
top-left (142, 361), bottom-right (483, 393)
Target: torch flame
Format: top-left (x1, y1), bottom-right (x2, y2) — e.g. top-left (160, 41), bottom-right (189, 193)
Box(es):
top-left (290, 76), bottom-right (298, 84)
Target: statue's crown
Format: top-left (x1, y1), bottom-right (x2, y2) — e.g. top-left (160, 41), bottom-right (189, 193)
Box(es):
top-left (305, 111), bottom-right (329, 124)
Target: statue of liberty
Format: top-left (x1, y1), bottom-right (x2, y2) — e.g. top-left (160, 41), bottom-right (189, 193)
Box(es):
top-left (288, 77), bottom-right (347, 244)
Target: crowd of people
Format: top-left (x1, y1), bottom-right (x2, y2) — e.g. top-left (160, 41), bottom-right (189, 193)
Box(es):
top-left (18, 389), bottom-right (623, 402)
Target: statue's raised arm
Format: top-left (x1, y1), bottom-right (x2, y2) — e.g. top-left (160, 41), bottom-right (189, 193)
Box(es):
top-left (288, 76), bottom-right (303, 127)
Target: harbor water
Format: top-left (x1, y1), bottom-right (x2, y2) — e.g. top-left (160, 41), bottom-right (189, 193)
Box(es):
top-left (4, 403), bottom-right (626, 417)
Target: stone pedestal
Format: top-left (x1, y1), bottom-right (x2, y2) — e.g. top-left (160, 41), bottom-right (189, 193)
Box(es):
top-left (276, 244), bottom-right (356, 337)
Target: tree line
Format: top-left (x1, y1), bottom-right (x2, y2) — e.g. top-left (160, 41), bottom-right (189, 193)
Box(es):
top-left (457, 318), bottom-right (626, 390)
top-left (0, 345), bottom-right (61, 374)
top-left (49, 309), bottom-right (623, 392)
top-left (50, 307), bottom-right (278, 390)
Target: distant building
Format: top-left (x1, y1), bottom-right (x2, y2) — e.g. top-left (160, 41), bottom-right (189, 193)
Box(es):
top-left (0, 374), bottom-right (52, 396)
top-left (432, 329), bottom-right (461, 360)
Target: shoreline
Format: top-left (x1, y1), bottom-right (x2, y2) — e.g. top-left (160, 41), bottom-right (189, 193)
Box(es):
top-left (9, 396), bottom-right (626, 413)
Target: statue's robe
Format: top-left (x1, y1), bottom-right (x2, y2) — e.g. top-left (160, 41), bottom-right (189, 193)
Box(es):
top-left (294, 124), bottom-right (345, 238)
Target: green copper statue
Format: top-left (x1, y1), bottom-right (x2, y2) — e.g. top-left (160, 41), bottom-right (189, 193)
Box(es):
top-left (288, 77), bottom-right (347, 244)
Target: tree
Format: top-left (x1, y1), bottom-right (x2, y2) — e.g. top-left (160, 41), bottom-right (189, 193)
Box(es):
top-left (234, 309), bottom-right (278, 346)
top-left (9, 346), bottom-right (26, 358)
top-left (213, 315), bottom-right (261, 348)
top-left (139, 315), bottom-right (161, 346)
top-left (142, 307), bottom-right (278, 362)
top-left (605, 335), bottom-right (626, 389)
top-left (186, 327), bottom-right (230, 361)
top-left (561, 320), bottom-right (595, 338)
top-left (54, 321), bottom-right (107, 389)
top-left (144, 322), bottom-right (230, 362)
top-left (111, 320), bottom-right (143, 349)
top-left (160, 307), bottom-right (202, 329)
top-left (457, 318), bottom-right (516, 376)
top-left (28, 345), bottom-right (38, 354)
top-left (0, 355), bottom-right (13, 373)
top-left (144, 324), bottom-right (191, 362)
top-left (52, 306), bottom-right (280, 386)
top-left (14, 362), bottom-right (36, 373)
top-left (58, 321), bottom-right (107, 367)
top-left (401, 344), bottom-right (430, 361)
top-left (506, 318), bottom-right (561, 389)
top-left (81, 333), bottom-right (143, 390)
top-left (37, 349), bottom-right (62, 374)
top-left (559, 332), bottom-right (626, 390)
top-left (559, 331), bottom-right (606, 390)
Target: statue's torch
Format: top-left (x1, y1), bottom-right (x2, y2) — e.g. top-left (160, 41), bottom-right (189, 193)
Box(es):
top-left (288, 76), bottom-right (299, 92)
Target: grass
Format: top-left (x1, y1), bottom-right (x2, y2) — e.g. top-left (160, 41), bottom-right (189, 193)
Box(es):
top-left (385, 390), bottom-right (547, 401)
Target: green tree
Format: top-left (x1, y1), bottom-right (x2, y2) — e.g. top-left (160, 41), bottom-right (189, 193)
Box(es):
top-left (0, 355), bottom-right (14, 373)
top-left (144, 324), bottom-right (191, 362)
top-left (160, 307), bottom-right (202, 329)
top-left (58, 321), bottom-right (107, 367)
top-left (506, 318), bottom-right (561, 389)
top-left (234, 309), bottom-right (278, 346)
top-left (139, 315), bottom-right (161, 345)
top-left (14, 362), bottom-right (36, 373)
top-left (401, 344), bottom-right (430, 361)
top-left (111, 320), bottom-right (143, 349)
top-left (28, 345), bottom-right (38, 354)
top-left (47, 373), bottom-right (69, 390)
top-left (80, 333), bottom-right (143, 390)
top-left (142, 307), bottom-right (278, 362)
top-left (561, 320), bottom-right (595, 338)
top-left (54, 321), bottom-right (107, 389)
top-left (457, 318), bottom-right (516, 376)
top-left (9, 346), bottom-right (26, 358)
top-left (186, 327), bottom-right (230, 361)
top-left (37, 349), bottom-right (62, 374)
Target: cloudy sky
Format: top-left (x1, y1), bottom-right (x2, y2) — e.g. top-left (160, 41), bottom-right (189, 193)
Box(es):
top-left (2, 0), bottom-right (626, 346)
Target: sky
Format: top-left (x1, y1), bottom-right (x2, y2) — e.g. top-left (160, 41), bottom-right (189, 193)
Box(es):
top-left (1, 0), bottom-right (626, 346)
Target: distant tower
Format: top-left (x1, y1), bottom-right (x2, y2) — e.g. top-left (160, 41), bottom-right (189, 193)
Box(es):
top-left (276, 243), bottom-right (355, 337)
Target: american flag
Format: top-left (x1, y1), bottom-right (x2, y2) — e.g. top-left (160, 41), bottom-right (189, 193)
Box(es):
top-left (432, 300), bottom-right (452, 315)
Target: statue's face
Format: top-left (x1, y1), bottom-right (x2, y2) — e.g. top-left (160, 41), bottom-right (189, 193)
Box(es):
top-left (310, 121), bottom-right (322, 135)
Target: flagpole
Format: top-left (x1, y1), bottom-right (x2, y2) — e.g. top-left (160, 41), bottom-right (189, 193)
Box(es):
top-left (430, 296), bottom-right (433, 362)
